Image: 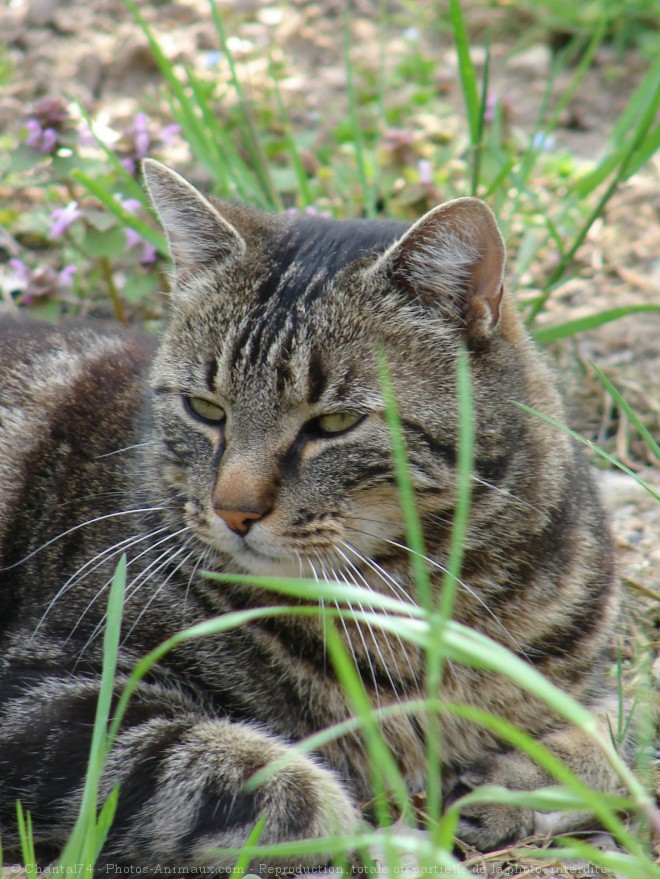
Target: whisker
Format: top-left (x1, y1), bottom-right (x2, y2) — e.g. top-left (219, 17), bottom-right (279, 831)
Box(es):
top-left (29, 524), bottom-right (174, 639)
top-left (122, 546), bottom-right (198, 644)
top-left (307, 553), bottom-right (328, 675)
top-left (181, 545), bottom-right (214, 626)
top-left (338, 539), bottom-right (417, 609)
top-left (2, 506), bottom-right (168, 571)
top-left (344, 524), bottom-right (529, 657)
top-left (66, 526), bottom-right (191, 648)
top-left (336, 540), bottom-right (420, 688)
top-left (327, 558), bottom-right (381, 707)
top-left (470, 474), bottom-right (541, 514)
top-left (74, 536), bottom-right (193, 661)
top-left (94, 440), bottom-right (157, 460)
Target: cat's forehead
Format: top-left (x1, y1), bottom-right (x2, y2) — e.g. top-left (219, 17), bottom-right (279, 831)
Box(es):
top-left (213, 288), bottom-right (376, 412)
top-left (202, 216), bottom-right (408, 395)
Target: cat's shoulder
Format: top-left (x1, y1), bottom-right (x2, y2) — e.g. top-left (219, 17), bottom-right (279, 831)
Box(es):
top-left (0, 315), bottom-right (154, 376)
top-left (0, 316), bottom-right (155, 415)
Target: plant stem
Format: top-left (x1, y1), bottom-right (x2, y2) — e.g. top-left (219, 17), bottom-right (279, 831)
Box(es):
top-left (100, 257), bottom-right (127, 325)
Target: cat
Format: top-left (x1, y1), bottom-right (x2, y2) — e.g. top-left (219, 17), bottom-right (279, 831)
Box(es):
top-left (0, 158), bottom-right (625, 871)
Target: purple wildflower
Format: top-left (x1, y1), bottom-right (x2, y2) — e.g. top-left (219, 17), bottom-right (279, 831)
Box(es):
top-left (117, 196), bottom-right (157, 264)
top-left (25, 120), bottom-right (59, 154)
top-left (58, 265), bottom-right (77, 288)
top-left (417, 159), bottom-right (432, 185)
top-left (5, 258), bottom-right (77, 305)
top-left (484, 94), bottom-right (498, 124)
top-left (124, 227), bottom-right (157, 264)
top-left (24, 97), bottom-right (70, 155)
top-left (31, 97), bottom-right (69, 128)
top-left (49, 202), bottom-right (84, 239)
top-left (8, 258), bottom-right (30, 285)
top-left (287, 205), bottom-right (332, 219)
top-left (116, 113), bottom-right (180, 176)
top-left (160, 124), bottom-right (181, 145)
top-left (131, 112), bottom-right (151, 160)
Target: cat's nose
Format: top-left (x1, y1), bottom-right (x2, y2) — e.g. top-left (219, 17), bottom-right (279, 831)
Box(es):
top-left (214, 506), bottom-right (268, 536)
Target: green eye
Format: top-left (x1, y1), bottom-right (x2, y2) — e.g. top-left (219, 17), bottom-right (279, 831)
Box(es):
top-left (316, 412), bottom-right (363, 435)
top-left (186, 396), bottom-right (226, 425)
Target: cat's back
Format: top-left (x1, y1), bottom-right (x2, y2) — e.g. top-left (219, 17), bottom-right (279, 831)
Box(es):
top-left (0, 318), bottom-right (155, 576)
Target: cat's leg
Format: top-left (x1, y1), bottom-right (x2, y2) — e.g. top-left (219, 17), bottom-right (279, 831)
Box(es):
top-left (0, 671), bottom-right (358, 869)
top-left (448, 706), bottom-right (629, 849)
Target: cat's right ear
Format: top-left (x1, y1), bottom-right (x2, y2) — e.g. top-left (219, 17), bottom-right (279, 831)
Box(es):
top-left (142, 159), bottom-right (246, 283)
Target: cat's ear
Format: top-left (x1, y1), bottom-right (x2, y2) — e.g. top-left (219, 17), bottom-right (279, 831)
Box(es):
top-left (142, 159), bottom-right (246, 280)
top-left (369, 198), bottom-right (506, 343)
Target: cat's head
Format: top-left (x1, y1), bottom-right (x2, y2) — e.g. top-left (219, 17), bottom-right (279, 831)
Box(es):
top-left (143, 159), bottom-right (526, 583)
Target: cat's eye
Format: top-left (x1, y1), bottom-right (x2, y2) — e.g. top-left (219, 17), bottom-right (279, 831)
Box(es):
top-left (315, 412), bottom-right (363, 435)
top-left (185, 396), bottom-right (226, 425)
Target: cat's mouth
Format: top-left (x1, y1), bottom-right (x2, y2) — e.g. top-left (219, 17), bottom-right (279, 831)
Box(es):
top-left (231, 538), bottom-right (307, 578)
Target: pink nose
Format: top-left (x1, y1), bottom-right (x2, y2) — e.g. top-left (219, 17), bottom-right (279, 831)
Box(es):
top-left (214, 507), bottom-right (267, 536)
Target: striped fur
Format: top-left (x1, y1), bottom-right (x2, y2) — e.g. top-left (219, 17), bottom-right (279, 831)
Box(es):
top-left (0, 160), bottom-right (623, 868)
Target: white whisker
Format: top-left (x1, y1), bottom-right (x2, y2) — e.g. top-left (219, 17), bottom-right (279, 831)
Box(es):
top-left (94, 440), bottom-right (156, 459)
top-left (122, 546), bottom-right (198, 644)
top-left (30, 524), bottom-right (174, 639)
top-left (2, 506), bottom-right (167, 571)
top-left (66, 526), bottom-right (191, 649)
top-left (344, 523), bottom-right (528, 657)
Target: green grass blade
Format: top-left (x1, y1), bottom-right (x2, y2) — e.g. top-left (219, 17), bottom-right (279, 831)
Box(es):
top-left (377, 353), bottom-right (431, 610)
top-left (122, 0), bottom-right (213, 164)
top-left (470, 33), bottom-right (490, 195)
top-left (512, 401), bottom-right (660, 502)
top-left (181, 63), bottom-right (267, 205)
top-left (71, 169), bottom-right (167, 255)
top-left (16, 802), bottom-right (37, 879)
top-left (324, 624), bottom-right (411, 824)
top-left (449, 0), bottom-right (479, 149)
top-left (342, 7), bottom-right (375, 217)
top-left (59, 554), bottom-right (126, 866)
top-left (94, 785), bottom-right (119, 861)
top-left (543, 25), bottom-right (607, 140)
top-left (428, 347), bottom-right (474, 830)
top-left (440, 347), bottom-right (474, 617)
top-left (270, 57), bottom-right (315, 208)
top-left (76, 104), bottom-right (151, 208)
top-left (231, 816), bottom-right (266, 877)
top-left (529, 58), bottom-right (660, 321)
top-left (532, 304), bottom-right (660, 344)
top-left (577, 56), bottom-right (660, 197)
top-left (209, 0), bottom-right (282, 210)
top-left (204, 571), bottom-right (423, 617)
top-left (525, 839), bottom-right (660, 879)
top-left (590, 362), bottom-right (660, 460)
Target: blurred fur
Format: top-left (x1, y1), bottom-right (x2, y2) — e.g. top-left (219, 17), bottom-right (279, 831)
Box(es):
top-left (0, 161), bottom-right (624, 869)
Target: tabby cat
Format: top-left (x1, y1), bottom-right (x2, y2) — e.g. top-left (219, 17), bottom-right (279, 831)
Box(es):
top-left (0, 159), bottom-right (623, 871)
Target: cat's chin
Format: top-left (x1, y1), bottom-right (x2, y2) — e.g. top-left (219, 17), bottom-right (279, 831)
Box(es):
top-left (230, 542), bottom-right (304, 579)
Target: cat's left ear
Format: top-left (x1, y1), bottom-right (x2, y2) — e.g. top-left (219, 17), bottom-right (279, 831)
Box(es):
top-left (142, 159), bottom-right (246, 283)
top-left (368, 198), bottom-right (506, 343)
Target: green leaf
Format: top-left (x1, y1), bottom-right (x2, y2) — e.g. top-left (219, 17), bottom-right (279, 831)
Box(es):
top-left (82, 226), bottom-right (127, 259)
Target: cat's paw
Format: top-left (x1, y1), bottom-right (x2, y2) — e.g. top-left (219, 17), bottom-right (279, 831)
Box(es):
top-left (175, 721), bottom-right (360, 869)
top-left (447, 757), bottom-right (539, 850)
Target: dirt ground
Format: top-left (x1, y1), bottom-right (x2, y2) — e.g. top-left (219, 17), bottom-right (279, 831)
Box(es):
top-left (1, 0), bottom-right (658, 874)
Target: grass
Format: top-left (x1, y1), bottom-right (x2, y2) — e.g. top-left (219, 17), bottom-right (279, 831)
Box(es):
top-left (2, 0), bottom-right (659, 875)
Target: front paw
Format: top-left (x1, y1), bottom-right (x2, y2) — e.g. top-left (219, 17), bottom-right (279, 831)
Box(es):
top-left (177, 721), bottom-right (360, 868)
top-left (447, 761), bottom-right (536, 850)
